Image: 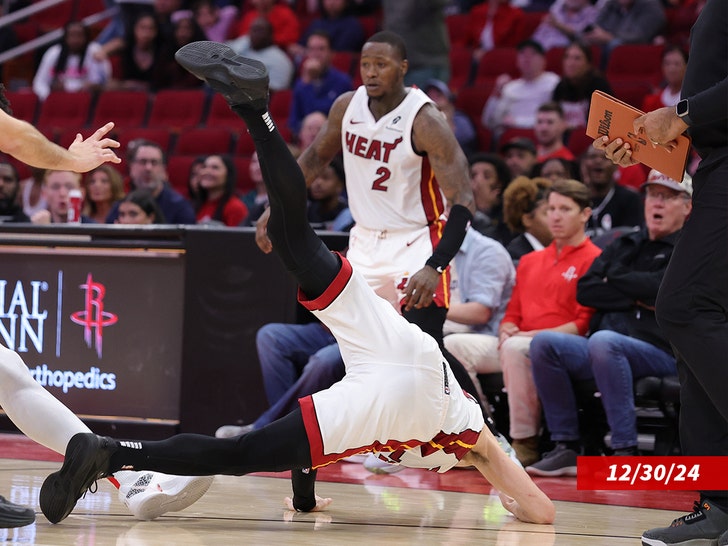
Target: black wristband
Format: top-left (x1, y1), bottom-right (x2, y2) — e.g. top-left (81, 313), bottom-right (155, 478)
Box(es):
top-left (425, 204), bottom-right (473, 272)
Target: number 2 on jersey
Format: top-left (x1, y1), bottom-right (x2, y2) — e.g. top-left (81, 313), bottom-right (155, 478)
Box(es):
top-left (371, 166), bottom-right (391, 191)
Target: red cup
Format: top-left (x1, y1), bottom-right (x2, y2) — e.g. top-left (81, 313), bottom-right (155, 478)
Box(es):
top-left (68, 189), bottom-right (83, 223)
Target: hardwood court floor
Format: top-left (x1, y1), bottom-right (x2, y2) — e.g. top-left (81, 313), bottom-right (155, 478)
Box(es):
top-left (0, 434), bottom-right (692, 545)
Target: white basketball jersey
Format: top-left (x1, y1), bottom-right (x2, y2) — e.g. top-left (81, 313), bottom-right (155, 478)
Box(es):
top-left (341, 86), bottom-right (446, 232)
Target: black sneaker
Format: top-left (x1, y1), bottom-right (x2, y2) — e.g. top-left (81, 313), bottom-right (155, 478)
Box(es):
top-left (525, 443), bottom-right (578, 477)
top-left (39, 433), bottom-right (116, 524)
top-left (0, 495), bottom-right (35, 528)
top-left (174, 41), bottom-right (269, 110)
top-left (641, 499), bottom-right (728, 546)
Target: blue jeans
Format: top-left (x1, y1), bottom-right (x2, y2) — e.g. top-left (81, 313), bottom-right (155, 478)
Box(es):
top-left (254, 342), bottom-right (344, 429)
top-left (531, 331), bottom-right (677, 450)
top-left (256, 322), bottom-right (336, 405)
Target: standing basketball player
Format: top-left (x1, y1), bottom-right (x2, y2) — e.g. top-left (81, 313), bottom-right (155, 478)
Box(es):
top-left (0, 85), bottom-right (212, 527)
top-left (254, 31), bottom-right (491, 435)
top-left (39, 43), bottom-right (555, 527)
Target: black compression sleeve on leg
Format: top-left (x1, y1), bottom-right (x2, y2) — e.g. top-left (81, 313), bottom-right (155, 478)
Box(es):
top-left (232, 107), bottom-right (340, 298)
top-left (291, 468), bottom-right (318, 511)
top-left (108, 409), bottom-right (313, 476)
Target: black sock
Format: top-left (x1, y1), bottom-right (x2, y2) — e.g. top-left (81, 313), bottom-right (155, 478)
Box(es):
top-left (291, 468), bottom-right (318, 511)
top-left (231, 105), bottom-right (275, 142)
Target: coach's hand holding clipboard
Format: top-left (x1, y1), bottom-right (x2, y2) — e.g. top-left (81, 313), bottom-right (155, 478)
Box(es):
top-left (587, 90), bottom-right (691, 181)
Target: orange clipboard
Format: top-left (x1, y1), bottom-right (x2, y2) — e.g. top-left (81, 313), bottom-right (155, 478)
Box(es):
top-left (587, 90), bottom-right (691, 181)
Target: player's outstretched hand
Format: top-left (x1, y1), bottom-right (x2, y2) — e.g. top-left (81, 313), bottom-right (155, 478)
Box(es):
top-left (255, 207), bottom-right (274, 254)
top-left (67, 122), bottom-right (121, 172)
top-left (284, 495), bottom-right (333, 512)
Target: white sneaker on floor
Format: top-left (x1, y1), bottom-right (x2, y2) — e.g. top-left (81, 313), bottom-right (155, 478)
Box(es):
top-left (215, 424), bottom-right (254, 438)
top-left (119, 473), bottom-right (214, 520)
top-left (363, 453), bottom-right (404, 475)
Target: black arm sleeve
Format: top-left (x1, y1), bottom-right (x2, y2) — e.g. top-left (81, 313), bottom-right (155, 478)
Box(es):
top-left (425, 204), bottom-right (473, 271)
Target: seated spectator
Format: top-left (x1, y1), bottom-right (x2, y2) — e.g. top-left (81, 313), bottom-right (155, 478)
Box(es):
top-left (552, 41), bottom-right (612, 129)
top-left (106, 12), bottom-right (165, 92)
top-left (500, 136), bottom-right (538, 179)
top-left (583, 0), bottom-right (666, 62)
top-left (115, 189), bottom-right (167, 224)
top-left (288, 30), bottom-right (352, 135)
top-left (297, 111), bottom-right (328, 152)
top-left (83, 164), bottom-right (125, 224)
top-left (425, 79), bottom-right (478, 157)
top-left (106, 140), bottom-right (196, 224)
top-left (448, 179), bottom-right (602, 466)
top-left (502, 175), bottom-right (553, 263)
top-left (481, 40), bottom-right (560, 139)
top-left (467, 0), bottom-right (525, 60)
top-left (193, 0), bottom-right (239, 42)
top-left (531, 0), bottom-right (599, 51)
top-left (527, 170), bottom-right (692, 475)
top-left (232, 0), bottom-right (300, 52)
top-left (240, 151), bottom-right (268, 225)
top-left (296, 0), bottom-right (365, 54)
top-left (227, 17), bottom-right (294, 91)
top-left (155, 11), bottom-right (207, 89)
top-left (0, 161), bottom-right (30, 223)
top-left (307, 156), bottom-right (352, 232)
top-left (532, 157), bottom-right (580, 182)
top-left (195, 154), bottom-right (248, 227)
top-left (641, 44), bottom-right (687, 112)
top-left (442, 227), bottom-right (516, 407)
top-left (186, 155), bottom-right (206, 202)
top-left (31, 170), bottom-right (94, 224)
top-left (534, 102), bottom-right (575, 162)
top-left (32, 21), bottom-right (111, 101)
top-left (580, 146), bottom-right (643, 237)
top-left (19, 167), bottom-right (47, 219)
top-left (468, 152), bottom-right (515, 246)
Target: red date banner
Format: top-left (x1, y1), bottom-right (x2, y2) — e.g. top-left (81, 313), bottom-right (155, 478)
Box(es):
top-left (577, 457), bottom-right (728, 490)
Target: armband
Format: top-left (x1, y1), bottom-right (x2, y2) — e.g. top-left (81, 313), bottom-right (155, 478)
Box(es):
top-left (425, 204), bottom-right (473, 273)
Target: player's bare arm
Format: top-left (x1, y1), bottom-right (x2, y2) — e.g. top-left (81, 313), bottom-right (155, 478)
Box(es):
top-left (298, 92), bottom-right (353, 183)
top-left (255, 92), bottom-right (355, 254)
top-left (0, 110), bottom-right (120, 172)
top-left (402, 104), bottom-right (475, 311)
top-left (459, 427), bottom-right (555, 525)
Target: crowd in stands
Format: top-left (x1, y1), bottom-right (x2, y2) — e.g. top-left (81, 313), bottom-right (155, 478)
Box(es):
top-left (0, 0), bottom-right (703, 469)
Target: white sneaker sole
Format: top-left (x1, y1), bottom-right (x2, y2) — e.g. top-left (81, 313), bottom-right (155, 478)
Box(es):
top-left (129, 476), bottom-right (214, 520)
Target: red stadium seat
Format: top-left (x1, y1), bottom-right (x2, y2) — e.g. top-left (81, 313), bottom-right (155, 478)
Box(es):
top-left (449, 44), bottom-right (474, 92)
top-left (566, 126), bottom-right (593, 158)
top-left (606, 44), bottom-right (664, 87)
top-left (474, 48), bottom-right (519, 86)
top-left (497, 127), bottom-right (536, 151)
top-left (454, 83), bottom-right (494, 127)
top-left (4, 91), bottom-right (39, 123)
top-left (446, 13), bottom-right (470, 47)
top-left (268, 89), bottom-right (292, 125)
top-left (147, 90), bottom-right (205, 130)
top-left (165, 155), bottom-right (197, 196)
top-left (114, 127), bottom-right (172, 156)
top-left (234, 131), bottom-right (256, 156)
top-left (174, 127), bottom-right (233, 156)
top-left (36, 91), bottom-right (92, 137)
top-left (233, 157), bottom-right (254, 194)
top-left (205, 94), bottom-right (247, 132)
top-left (91, 90), bottom-right (149, 128)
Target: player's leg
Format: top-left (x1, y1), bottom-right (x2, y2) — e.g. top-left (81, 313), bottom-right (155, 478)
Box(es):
top-left (0, 344), bottom-right (213, 520)
top-left (175, 41), bottom-right (339, 300)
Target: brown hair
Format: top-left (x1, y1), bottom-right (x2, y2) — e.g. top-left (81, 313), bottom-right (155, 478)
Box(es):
top-left (83, 164), bottom-right (126, 216)
top-left (503, 176), bottom-right (552, 233)
top-left (546, 178), bottom-right (591, 210)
